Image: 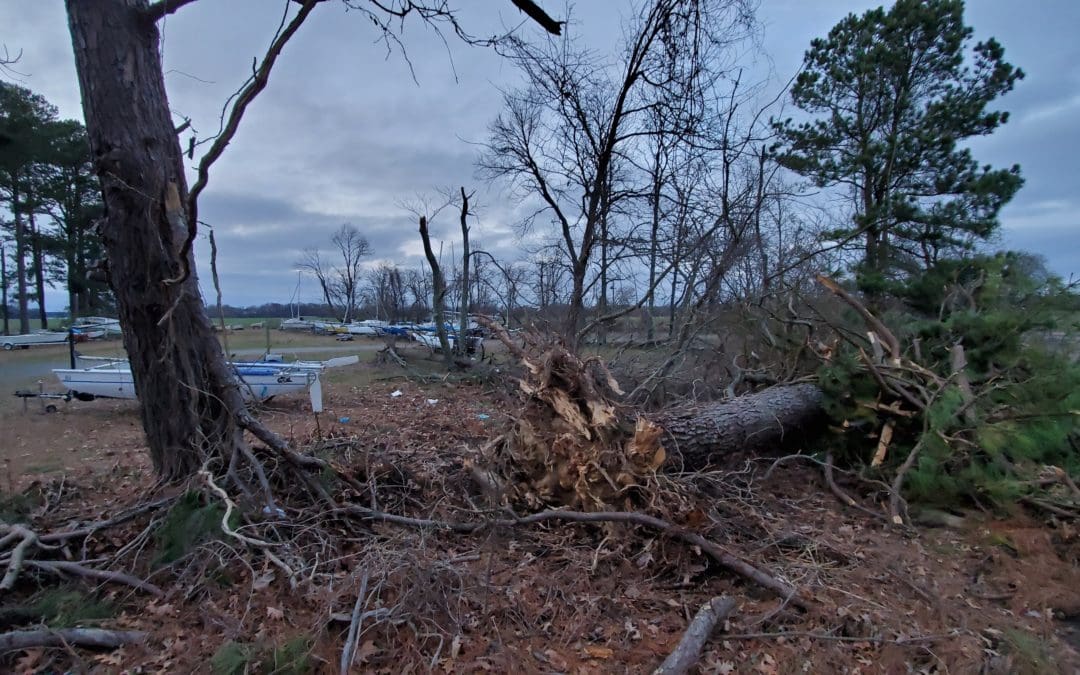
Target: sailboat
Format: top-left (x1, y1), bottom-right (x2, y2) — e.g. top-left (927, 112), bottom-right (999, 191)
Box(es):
top-left (279, 271), bottom-right (316, 331)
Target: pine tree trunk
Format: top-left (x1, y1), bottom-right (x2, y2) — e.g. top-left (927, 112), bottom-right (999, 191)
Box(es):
top-left (13, 184), bottom-right (29, 334)
top-left (1, 242), bottom-right (8, 335)
top-left (66, 0), bottom-right (246, 481)
top-left (652, 384), bottom-right (825, 470)
top-left (30, 212), bottom-right (48, 329)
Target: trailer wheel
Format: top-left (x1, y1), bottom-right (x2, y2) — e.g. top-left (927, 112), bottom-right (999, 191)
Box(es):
top-left (2, 343), bottom-right (12, 351)
top-left (45, 404), bottom-right (58, 413)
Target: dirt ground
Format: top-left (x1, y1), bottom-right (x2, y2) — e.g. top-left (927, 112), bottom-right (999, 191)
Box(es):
top-left (2, 346), bottom-right (1079, 673)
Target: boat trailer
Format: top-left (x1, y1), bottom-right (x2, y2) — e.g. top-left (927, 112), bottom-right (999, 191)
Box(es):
top-left (13, 381), bottom-right (94, 413)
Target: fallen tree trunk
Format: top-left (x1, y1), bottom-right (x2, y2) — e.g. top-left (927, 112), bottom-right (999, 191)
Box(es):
top-left (478, 319), bottom-right (826, 508)
top-left (653, 383), bottom-right (825, 471)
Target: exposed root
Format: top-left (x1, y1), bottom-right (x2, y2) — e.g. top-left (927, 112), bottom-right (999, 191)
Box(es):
top-left (479, 326), bottom-right (666, 510)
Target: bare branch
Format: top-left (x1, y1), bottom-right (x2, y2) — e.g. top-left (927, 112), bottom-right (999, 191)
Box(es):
top-left (166, 0), bottom-right (321, 286)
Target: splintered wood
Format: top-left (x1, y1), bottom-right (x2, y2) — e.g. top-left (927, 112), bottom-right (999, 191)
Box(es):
top-left (486, 338), bottom-right (665, 510)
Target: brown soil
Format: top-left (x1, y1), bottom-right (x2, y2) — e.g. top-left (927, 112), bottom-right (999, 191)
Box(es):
top-left (3, 377), bottom-right (1079, 674)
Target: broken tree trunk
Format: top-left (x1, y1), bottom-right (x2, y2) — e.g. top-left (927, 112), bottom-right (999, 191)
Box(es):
top-left (480, 321), bottom-right (826, 509)
top-left (653, 383), bottom-right (825, 471)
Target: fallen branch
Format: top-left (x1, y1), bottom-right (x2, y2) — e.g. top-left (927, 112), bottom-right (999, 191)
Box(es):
top-left (339, 570), bottom-right (371, 675)
top-left (0, 628), bottom-right (146, 651)
top-left (0, 525), bottom-right (37, 591)
top-left (823, 453), bottom-right (891, 525)
top-left (653, 596), bottom-right (737, 675)
top-left (342, 505), bottom-right (809, 608)
top-left (38, 496), bottom-right (176, 543)
top-left (26, 560), bottom-right (163, 597)
top-left (1020, 496), bottom-right (1079, 520)
top-left (816, 275), bottom-right (900, 360)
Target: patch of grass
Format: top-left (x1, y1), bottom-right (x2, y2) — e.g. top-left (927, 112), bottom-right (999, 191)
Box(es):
top-left (0, 491), bottom-right (40, 522)
top-left (211, 641), bottom-right (253, 675)
top-left (153, 490), bottom-right (233, 565)
top-left (211, 636), bottom-right (313, 675)
top-left (263, 635), bottom-right (313, 674)
top-left (28, 587), bottom-right (114, 627)
top-left (985, 531), bottom-right (1018, 555)
top-left (23, 460), bottom-right (64, 475)
top-left (1002, 628), bottom-right (1058, 674)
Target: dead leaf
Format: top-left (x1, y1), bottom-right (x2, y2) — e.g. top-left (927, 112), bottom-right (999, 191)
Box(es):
top-left (583, 645), bottom-right (614, 659)
top-left (357, 639), bottom-right (380, 663)
top-left (146, 602), bottom-right (175, 617)
top-left (15, 648), bottom-right (44, 674)
top-left (542, 649), bottom-right (569, 671)
top-left (266, 606), bottom-right (284, 621)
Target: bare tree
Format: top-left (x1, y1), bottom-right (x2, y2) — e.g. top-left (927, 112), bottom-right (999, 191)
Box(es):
top-left (296, 225), bottom-right (371, 321)
top-left (482, 0), bottom-right (755, 350)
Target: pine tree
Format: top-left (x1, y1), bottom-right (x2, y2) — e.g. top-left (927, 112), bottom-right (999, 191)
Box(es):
top-left (774, 0), bottom-right (1024, 293)
top-left (0, 82), bottom-right (59, 333)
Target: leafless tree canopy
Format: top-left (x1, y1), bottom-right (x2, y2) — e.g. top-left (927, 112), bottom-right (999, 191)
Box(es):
top-left (296, 224), bottom-right (372, 322)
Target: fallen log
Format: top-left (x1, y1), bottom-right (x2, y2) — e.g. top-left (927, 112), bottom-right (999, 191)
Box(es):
top-left (654, 595), bottom-right (737, 675)
top-left (652, 383), bottom-right (825, 471)
top-left (0, 628), bottom-right (146, 651)
top-left (479, 319), bottom-right (826, 508)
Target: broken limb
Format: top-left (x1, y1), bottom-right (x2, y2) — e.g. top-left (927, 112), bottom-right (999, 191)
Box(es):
top-left (26, 560), bottom-right (163, 597)
top-left (38, 496), bottom-right (177, 544)
top-left (653, 595), bottom-right (737, 675)
top-left (341, 505), bottom-right (810, 608)
top-left (823, 453), bottom-right (892, 525)
top-left (0, 524), bottom-right (39, 591)
top-left (339, 570), bottom-right (371, 675)
top-left (0, 628), bottom-right (146, 651)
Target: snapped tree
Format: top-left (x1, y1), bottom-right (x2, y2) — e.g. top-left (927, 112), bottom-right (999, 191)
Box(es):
top-left (773, 0), bottom-right (1024, 293)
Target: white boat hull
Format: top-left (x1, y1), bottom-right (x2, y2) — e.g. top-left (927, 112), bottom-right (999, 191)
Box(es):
top-left (53, 364), bottom-right (315, 402)
top-left (2, 332), bottom-right (70, 350)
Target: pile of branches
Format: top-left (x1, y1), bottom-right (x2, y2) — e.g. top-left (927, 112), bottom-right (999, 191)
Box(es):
top-left (808, 275), bottom-right (1080, 523)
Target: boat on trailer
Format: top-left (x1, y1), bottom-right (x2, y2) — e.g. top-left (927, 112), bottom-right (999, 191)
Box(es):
top-left (51, 354), bottom-right (359, 409)
top-left (2, 331), bottom-right (70, 350)
top-left (53, 362), bottom-right (316, 403)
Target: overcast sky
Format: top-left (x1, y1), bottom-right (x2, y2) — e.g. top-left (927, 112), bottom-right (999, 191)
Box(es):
top-left (3, 0), bottom-right (1078, 308)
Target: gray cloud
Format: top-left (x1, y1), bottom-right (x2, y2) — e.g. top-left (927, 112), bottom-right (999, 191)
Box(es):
top-left (5, 0), bottom-right (1077, 310)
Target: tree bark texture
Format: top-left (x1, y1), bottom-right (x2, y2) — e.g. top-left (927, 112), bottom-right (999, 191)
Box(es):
top-left (66, 0), bottom-right (245, 480)
top-left (652, 384), bottom-right (825, 471)
top-left (653, 596), bottom-right (736, 675)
